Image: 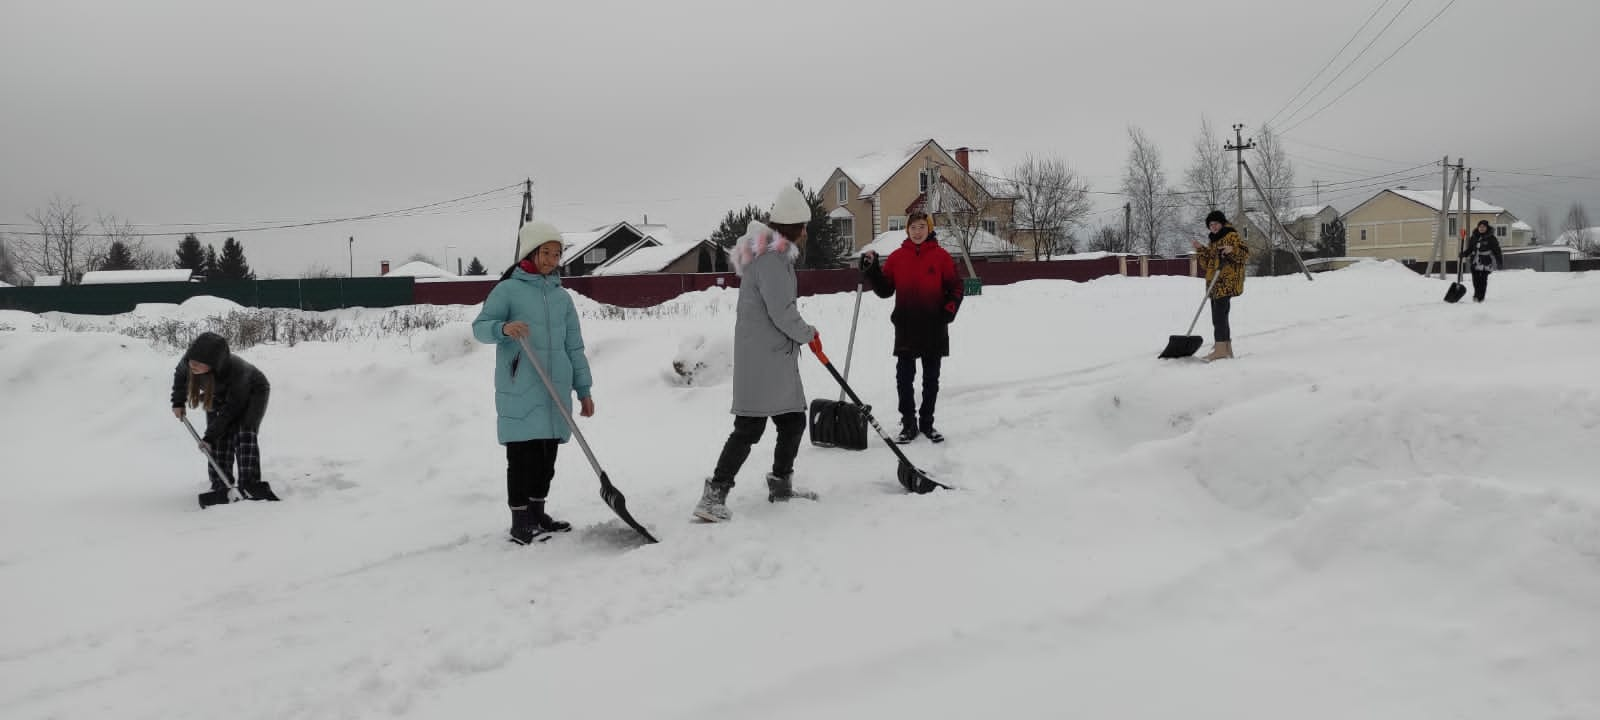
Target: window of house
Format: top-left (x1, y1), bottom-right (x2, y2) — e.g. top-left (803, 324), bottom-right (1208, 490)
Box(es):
top-left (1448, 218), bottom-right (1458, 237)
top-left (583, 248), bottom-right (607, 265)
top-left (1360, 229), bottom-right (1368, 242)
top-left (889, 216), bottom-right (906, 232)
top-left (834, 218), bottom-right (853, 245)
top-left (837, 179), bottom-right (847, 205)
top-left (980, 219), bottom-right (998, 235)
top-left (919, 170), bottom-right (929, 194)
top-left (1496, 225), bottom-right (1507, 237)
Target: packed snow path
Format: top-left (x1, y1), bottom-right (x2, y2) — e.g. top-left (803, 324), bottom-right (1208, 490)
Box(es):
top-left (3, 262), bottom-right (1598, 719)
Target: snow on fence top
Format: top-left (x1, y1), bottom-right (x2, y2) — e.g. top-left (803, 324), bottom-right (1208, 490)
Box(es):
top-left (79, 269), bottom-right (196, 285)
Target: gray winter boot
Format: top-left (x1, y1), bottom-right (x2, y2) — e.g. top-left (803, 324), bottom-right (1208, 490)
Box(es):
top-left (508, 506), bottom-right (542, 545)
top-left (767, 472), bottom-right (819, 502)
top-left (693, 478), bottom-right (732, 522)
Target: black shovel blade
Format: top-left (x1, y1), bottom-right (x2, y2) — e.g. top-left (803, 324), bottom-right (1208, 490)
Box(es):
top-left (897, 459), bottom-right (949, 494)
top-left (598, 473), bottom-right (659, 544)
top-left (197, 488), bottom-right (235, 508)
top-left (1159, 334), bottom-right (1205, 359)
top-left (1444, 282), bottom-right (1466, 303)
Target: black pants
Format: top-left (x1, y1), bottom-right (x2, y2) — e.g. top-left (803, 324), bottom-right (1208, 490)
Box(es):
top-left (506, 439), bottom-right (559, 508)
top-left (1210, 297), bottom-right (1232, 343)
top-left (711, 412), bottom-right (805, 486)
top-left (1471, 270), bottom-right (1489, 301)
top-left (896, 355), bottom-right (943, 430)
top-left (206, 430), bottom-right (262, 492)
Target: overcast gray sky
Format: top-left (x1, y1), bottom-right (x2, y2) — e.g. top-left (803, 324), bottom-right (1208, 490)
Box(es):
top-left (3, 0), bottom-right (1597, 277)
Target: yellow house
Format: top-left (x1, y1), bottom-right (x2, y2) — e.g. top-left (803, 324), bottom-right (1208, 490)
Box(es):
top-left (819, 139), bottom-right (1019, 256)
top-left (1341, 188), bottom-right (1530, 262)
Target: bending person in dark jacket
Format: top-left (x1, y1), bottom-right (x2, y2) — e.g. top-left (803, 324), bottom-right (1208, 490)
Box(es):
top-left (1460, 220), bottom-right (1505, 302)
top-left (860, 211), bottom-right (963, 443)
top-left (170, 332), bottom-right (272, 495)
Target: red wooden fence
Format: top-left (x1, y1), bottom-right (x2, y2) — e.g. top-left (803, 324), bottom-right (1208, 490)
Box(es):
top-left (411, 256), bottom-right (1193, 308)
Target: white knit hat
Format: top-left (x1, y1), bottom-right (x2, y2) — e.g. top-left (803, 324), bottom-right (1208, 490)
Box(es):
top-left (768, 185), bottom-right (811, 225)
top-left (516, 221), bottom-right (564, 261)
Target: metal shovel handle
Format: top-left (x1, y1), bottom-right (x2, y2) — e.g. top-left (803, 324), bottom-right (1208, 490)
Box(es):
top-left (179, 414), bottom-right (240, 490)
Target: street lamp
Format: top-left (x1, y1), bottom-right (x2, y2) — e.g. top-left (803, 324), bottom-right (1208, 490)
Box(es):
top-left (448, 244), bottom-right (458, 275)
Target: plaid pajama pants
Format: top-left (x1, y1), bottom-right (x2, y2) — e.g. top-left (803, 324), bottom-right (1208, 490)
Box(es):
top-left (206, 430), bottom-right (262, 491)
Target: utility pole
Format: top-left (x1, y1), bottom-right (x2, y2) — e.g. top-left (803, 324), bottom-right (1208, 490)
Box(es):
top-left (1314, 179), bottom-right (1321, 206)
top-left (1123, 202), bottom-right (1132, 254)
top-left (1225, 124), bottom-right (1256, 232)
top-left (348, 237), bottom-right (354, 277)
top-left (1459, 167), bottom-right (1474, 274)
top-left (516, 178), bottom-right (534, 262)
top-left (1428, 158), bottom-right (1463, 278)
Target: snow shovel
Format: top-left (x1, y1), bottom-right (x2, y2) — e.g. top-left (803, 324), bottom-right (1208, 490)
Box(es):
top-left (808, 280), bottom-right (870, 450)
top-left (1445, 235), bottom-right (1468, 303)
top-left (1159, 268), bottom-right (1224, 359)
top-left (808, 343), bottom-right (951, 494)
top-left (514, 335), bottom-right (659, 544)
top-left (181, 415), bottom-right (279, 508)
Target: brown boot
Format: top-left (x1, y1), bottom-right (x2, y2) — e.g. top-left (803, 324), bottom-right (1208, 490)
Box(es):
top-left (1204, 341), bottom-right (1234, 362)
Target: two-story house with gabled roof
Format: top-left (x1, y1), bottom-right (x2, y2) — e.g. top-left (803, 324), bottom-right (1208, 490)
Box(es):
top-left (819, 139), bottom-right (1022, 258)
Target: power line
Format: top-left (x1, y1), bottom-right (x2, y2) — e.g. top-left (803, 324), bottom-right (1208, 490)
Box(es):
top-left (1281, 0), bottom-right (1462, 134)
top-left (1275, 0), bottom-right (1420, 131)
top-left (1475, 168), bottom-right (1600, 182)
top-left (1264, 0), bottom-right (1394, 129)
top-left (1, 182), bottom-right (524, 237)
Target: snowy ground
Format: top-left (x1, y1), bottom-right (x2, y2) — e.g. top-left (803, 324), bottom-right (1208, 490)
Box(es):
top-left (3, 261), bottom-right (1598, 719)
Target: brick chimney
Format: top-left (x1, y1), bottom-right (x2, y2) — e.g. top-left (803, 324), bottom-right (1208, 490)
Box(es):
top-left (954, 147), bottom-right (970, 172)
top-left (380, 260), bottom-right (390, 275)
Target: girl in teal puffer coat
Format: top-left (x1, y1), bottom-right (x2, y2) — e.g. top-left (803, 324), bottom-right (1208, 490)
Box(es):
top-left (472, 221), bottom-right (595, 544)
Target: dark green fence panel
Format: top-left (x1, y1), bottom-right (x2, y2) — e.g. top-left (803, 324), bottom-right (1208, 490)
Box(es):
top-left (0, 277), bottom-right (415, 315)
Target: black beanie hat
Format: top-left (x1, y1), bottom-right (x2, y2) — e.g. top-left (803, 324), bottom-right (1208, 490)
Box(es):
top-left (186, 331), bottom-right (230, 368)
top-left (1205, 210), bottom-right (1228, 226)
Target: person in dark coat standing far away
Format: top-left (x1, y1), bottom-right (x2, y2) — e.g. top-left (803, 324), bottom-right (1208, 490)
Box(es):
top-left (860, 210), bottom-right (963, 443)
top-left (693, 184), bottom-right (821, 523)
top-left (1460, 219), bottom-right (1505, 303)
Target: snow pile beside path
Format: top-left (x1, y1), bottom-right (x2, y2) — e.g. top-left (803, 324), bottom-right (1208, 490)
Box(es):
top-left (668, 332), bottom-right (734, 386)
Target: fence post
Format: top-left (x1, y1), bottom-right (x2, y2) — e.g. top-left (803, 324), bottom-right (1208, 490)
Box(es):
top-left (1118, 255), bottom-right (1128, 276)
top-left (1140, 256), bottom-right (1149, 277)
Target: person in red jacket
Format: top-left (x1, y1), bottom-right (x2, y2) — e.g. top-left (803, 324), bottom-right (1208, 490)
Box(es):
top-left (860, 211), bottom-right (963, 443)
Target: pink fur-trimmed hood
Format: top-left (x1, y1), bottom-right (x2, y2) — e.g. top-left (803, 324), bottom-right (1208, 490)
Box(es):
top-left (729, 220), bottom-right (800, 277)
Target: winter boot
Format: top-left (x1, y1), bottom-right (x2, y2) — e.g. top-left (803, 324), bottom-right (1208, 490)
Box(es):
top-left (693, 478), bottom-right (732, 523)
top-left (1203, 341), bottom-right (1233, 362)
top-left (895, 423), bottom-right (919, 444)
top-left (508, 506), bottom-right (542, 545)
top-left (767, 472), bottom-right (818, 502)
top-left (533, 508), bottom-right (571, 534)
top-left (919, 423), bottom-right (945, 444)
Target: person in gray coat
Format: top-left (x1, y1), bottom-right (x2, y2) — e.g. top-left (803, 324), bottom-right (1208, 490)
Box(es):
top-left (694, 185), bottom-right (820, 523)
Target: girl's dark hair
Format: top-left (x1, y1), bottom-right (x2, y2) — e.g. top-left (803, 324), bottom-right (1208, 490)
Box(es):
top-left (907, 211), bottom-right (931, 227)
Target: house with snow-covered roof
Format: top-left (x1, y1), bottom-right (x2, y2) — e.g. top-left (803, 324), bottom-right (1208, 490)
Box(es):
top-left (1241, 205), bottom-right (1340, 256)
top-left (560, 220), bottom-right (727, 276)
top-left (1340, 188), bottom-right (1530, 263)
top-left (819, 139), bottom-right (1021, 260)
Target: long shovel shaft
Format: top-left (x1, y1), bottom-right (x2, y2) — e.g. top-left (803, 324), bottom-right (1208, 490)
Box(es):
top-left (180, 415), bottom-right (238, 488)
top-left (811, 347), bottom-right (951, 490)
top-left (839, 282), bottom-right (863, 403)
top-left (513, 334), bottom-right (658, 544)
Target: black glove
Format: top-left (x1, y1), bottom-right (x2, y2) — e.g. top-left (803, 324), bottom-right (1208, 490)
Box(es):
top-left (858, 253), bottom-right (878, 273)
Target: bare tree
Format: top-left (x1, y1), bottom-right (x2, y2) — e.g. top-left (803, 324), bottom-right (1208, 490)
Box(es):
top-left (0, 235), bottom-right (23, 285)
top-left (16, 196), bottom-right (102, 285)
top-left (1565, 203), bottom-right (1597, 255)
top-left (1183, 117), bottom-right (1234, 226)
top-left (935, 164), bottom-right (1006, 271)
top-left (1085, 224), bottom-right (1129, 253)
top-left (301, 262), bottom-right (341, 279)
top-left (95, 213), bottom-right (168, 270)
top-left (1121, 126), bottom-right (1180, 255)
top-left (1250, 125), bottom-right (1298, 273)
top-left (1009, 155), bottom-right (1092, 260)
top-left (406, 252), bottom-right (442, 267)
top-left (1534, 205), bottom-right (1553, 246)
